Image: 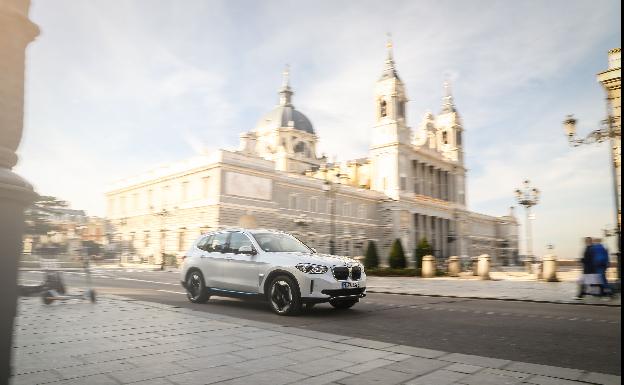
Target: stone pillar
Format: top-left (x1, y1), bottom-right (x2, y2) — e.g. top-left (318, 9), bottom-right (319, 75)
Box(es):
top-left (421, 255), bottom-right (436, 278)
top-left (542, 254), bottom-right (558, 282)
top-left (447, 256), bottom-right (460, 277)
top-left (0, 1), bottom-right (39, 381)
top-left (477, 254), bottom-right (491, 280)
top-left (471, 256), bottom-right (479, 276)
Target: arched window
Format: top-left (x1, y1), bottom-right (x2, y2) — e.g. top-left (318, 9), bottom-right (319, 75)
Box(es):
top-left (380, 100), bottom-right (387, 117)
top-left (398, 101), bottom-right (405, 118)
top-left (442, 131), bottom-right (448, 144)
top-left (294, 141), bottom-right (305, 153)
top-left (456, 131), bottom-right (462, 145)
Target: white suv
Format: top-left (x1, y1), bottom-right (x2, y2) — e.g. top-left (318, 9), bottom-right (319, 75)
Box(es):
top-left (180, 229), bottom-right (366, 315)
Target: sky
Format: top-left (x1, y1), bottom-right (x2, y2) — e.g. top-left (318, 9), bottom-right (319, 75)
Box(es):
top-left (16, 0), bottom-right (621, 259)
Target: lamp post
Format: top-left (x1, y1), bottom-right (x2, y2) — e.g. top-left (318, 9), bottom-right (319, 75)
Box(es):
top-left (515, 180), bottom-right (540, 268)
top-left (154, 209), bottom-right (169, 270)
top-left (322, 173), bottom-right (343, 255)
top-left (563, 114), bottom-right (621, 281)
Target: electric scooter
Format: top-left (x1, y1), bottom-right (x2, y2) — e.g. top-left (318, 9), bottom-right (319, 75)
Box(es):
top-left (42, 254), bottom-right (96, 305)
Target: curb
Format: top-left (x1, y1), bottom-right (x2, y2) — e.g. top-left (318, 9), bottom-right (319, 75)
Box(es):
top-left (366, 290), bottom-right (622, 307)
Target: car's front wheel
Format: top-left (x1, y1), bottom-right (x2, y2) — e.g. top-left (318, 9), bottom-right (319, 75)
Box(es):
top-left (268, 275), bottom-right (302, 316)
top-left (186, 270), bottom-right (210, 303)
top-left (329, 299), bottom-right (358, 309)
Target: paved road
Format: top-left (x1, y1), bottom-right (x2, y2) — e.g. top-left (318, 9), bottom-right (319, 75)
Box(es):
top-left (19, 269), bottom-right (621, 375)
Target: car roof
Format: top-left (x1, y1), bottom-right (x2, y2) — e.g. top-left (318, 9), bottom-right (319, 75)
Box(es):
top-left (200, 228), bottom-right (286, 236)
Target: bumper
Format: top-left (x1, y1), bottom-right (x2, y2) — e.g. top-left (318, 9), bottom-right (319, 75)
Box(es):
top-left (298, 273), bottom-right (367, 303)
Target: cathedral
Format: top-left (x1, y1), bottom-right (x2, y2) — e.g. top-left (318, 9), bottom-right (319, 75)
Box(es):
top-left (105, 42), bottom-right (519, 266)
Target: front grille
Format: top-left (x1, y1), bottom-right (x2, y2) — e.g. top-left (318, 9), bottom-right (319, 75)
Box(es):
top-left (321, 288), bottom-right (366, 297)
top-left (351, 266), bottom-right (362, 280)
top-left (332, 266), bottom-right (349, 280)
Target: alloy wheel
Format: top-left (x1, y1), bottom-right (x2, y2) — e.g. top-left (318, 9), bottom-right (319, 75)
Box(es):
top-left (188, 272), bottom-right (202, 301)
top-left (270, 280), bottom-right (293, 314)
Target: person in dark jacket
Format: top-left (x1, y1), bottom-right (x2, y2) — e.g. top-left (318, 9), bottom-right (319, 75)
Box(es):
top-left (577, 237), bottom-right (594, 299)
top-left (591, 238), bottom-right (612, 298)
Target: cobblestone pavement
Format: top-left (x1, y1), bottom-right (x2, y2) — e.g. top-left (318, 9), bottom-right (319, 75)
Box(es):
top-left (10, 296), bottom-right (620, 385)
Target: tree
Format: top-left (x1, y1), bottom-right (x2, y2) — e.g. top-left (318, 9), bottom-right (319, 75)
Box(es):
top-left (24, 195), bottom-right (69, 253)
top-left (388, 239), bottom-right (407, 269)
top-left (414, 238), bottom-right (433, 272)
top-left (364, 240), bottom-right (379, 269)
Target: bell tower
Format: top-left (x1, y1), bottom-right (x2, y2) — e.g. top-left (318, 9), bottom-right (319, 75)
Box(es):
top-left (370, 36), bottom-right (411, 198)
top-left (436, 81), bottom-right (464, 164)
top-left (371, 36), bottom-right (410, 147)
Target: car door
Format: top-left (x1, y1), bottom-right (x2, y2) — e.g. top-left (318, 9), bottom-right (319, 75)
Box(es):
top-left (206, 232), bottom-right (231, 289)
top-left (195, 234), bottom-right (219, 287)
top-left (222, 231), bottom-right (262, 293)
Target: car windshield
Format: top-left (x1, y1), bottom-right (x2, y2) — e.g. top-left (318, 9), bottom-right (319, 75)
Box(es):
top-left (252, 233), bottom-right (312, 253)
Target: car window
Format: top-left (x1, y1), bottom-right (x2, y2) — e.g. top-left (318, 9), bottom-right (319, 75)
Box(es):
top-left (228, 232), bottom-right (253, 253)
top-left (211, 232), bottom-right (229, 253)
top-left (252, 233), bottom-right (311, 253)
top-left (197, 235), bottom-right (212, 251)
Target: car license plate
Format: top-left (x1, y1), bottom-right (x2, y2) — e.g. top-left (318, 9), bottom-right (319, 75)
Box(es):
top-left (341, 282), bottom-right (359, 289)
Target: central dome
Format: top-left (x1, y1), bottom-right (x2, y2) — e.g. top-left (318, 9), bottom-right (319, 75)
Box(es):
top-left (255, 67), bottom-right (315, 135)
top-left (256, 105), bottom-right (315, 134)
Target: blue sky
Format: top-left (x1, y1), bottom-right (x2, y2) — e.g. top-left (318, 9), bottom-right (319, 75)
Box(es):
top-left (17, 0), bottom-right (621, 259)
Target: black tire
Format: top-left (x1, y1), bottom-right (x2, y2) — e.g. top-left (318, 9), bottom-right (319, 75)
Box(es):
top-left (329, 299), bottom-right (358, 309)
top-left (268, 275), bottom-right (302, 316)
top-left (186, 270), bottom-right (210, 304)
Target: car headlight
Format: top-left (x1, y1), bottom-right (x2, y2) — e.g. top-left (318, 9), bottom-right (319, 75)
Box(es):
top-left (295, 263), bottom-right (329, 274)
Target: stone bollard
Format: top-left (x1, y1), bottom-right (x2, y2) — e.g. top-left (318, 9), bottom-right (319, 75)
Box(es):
top-left (447, 256), bottom-right (460, 277)
top-left (421, 255), bottom-right (436, 278)
top-left (471, 257), bottom-right (479, 276)
top-left (477, 254), bottom-right (491, 280)
top-left (541, 255), bottom-right (558, 282)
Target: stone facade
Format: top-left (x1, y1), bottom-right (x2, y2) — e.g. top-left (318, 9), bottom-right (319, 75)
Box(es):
top-left (105, 43), bottom-right (519, 266)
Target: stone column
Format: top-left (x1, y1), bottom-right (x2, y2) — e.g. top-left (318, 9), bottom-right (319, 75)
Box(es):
top-left (0, 0), bottom-right (39, 381)
top-left (413, 160), bottom-right (420, 194)
top-left (449, 171), bottom-right (455, 202)
top-left (428, 165), bottom-right (434, 197)
top-left (542, 254), bottom-right (559, 282)
top-left (447, 256), bottom-right (460, 277)
top-left (421, 255), bottom-right (436, 278)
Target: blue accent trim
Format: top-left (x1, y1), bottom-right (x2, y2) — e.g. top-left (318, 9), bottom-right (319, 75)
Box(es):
top-left (210, 287), bottom-right (256, 295)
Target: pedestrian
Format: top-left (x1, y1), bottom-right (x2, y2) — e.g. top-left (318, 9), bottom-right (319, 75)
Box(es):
top-left (576, 237), bottom-right (595, 299)
top-left (591, 238), bottom-right (612, 298)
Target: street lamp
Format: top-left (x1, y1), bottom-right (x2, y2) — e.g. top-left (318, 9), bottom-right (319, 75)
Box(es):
top-left (322, 173), bottom-right (343, 255)
top-left (154, 208), bottom-right (169, 270)
top-left (563, 114), bottom-right (621, 281)
top-left (515, 180), bottom-right (540, 267)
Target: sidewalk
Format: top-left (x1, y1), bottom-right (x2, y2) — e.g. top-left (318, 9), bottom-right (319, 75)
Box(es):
top-left (11, 296), bottom-right (620, 385)
top-left (365, 271), bottom-right (621, 306)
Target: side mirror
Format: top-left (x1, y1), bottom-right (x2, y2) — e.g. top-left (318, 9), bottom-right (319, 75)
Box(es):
top-left (238, 245), bottom-right (257, 255)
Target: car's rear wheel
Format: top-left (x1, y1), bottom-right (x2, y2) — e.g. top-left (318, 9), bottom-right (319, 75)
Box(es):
top-left (329, 299), bottom-right (358, 309)
top-left (186, 270), bottom-right (210, 303)
top-left (268, 275), bottom-right (302, 316)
